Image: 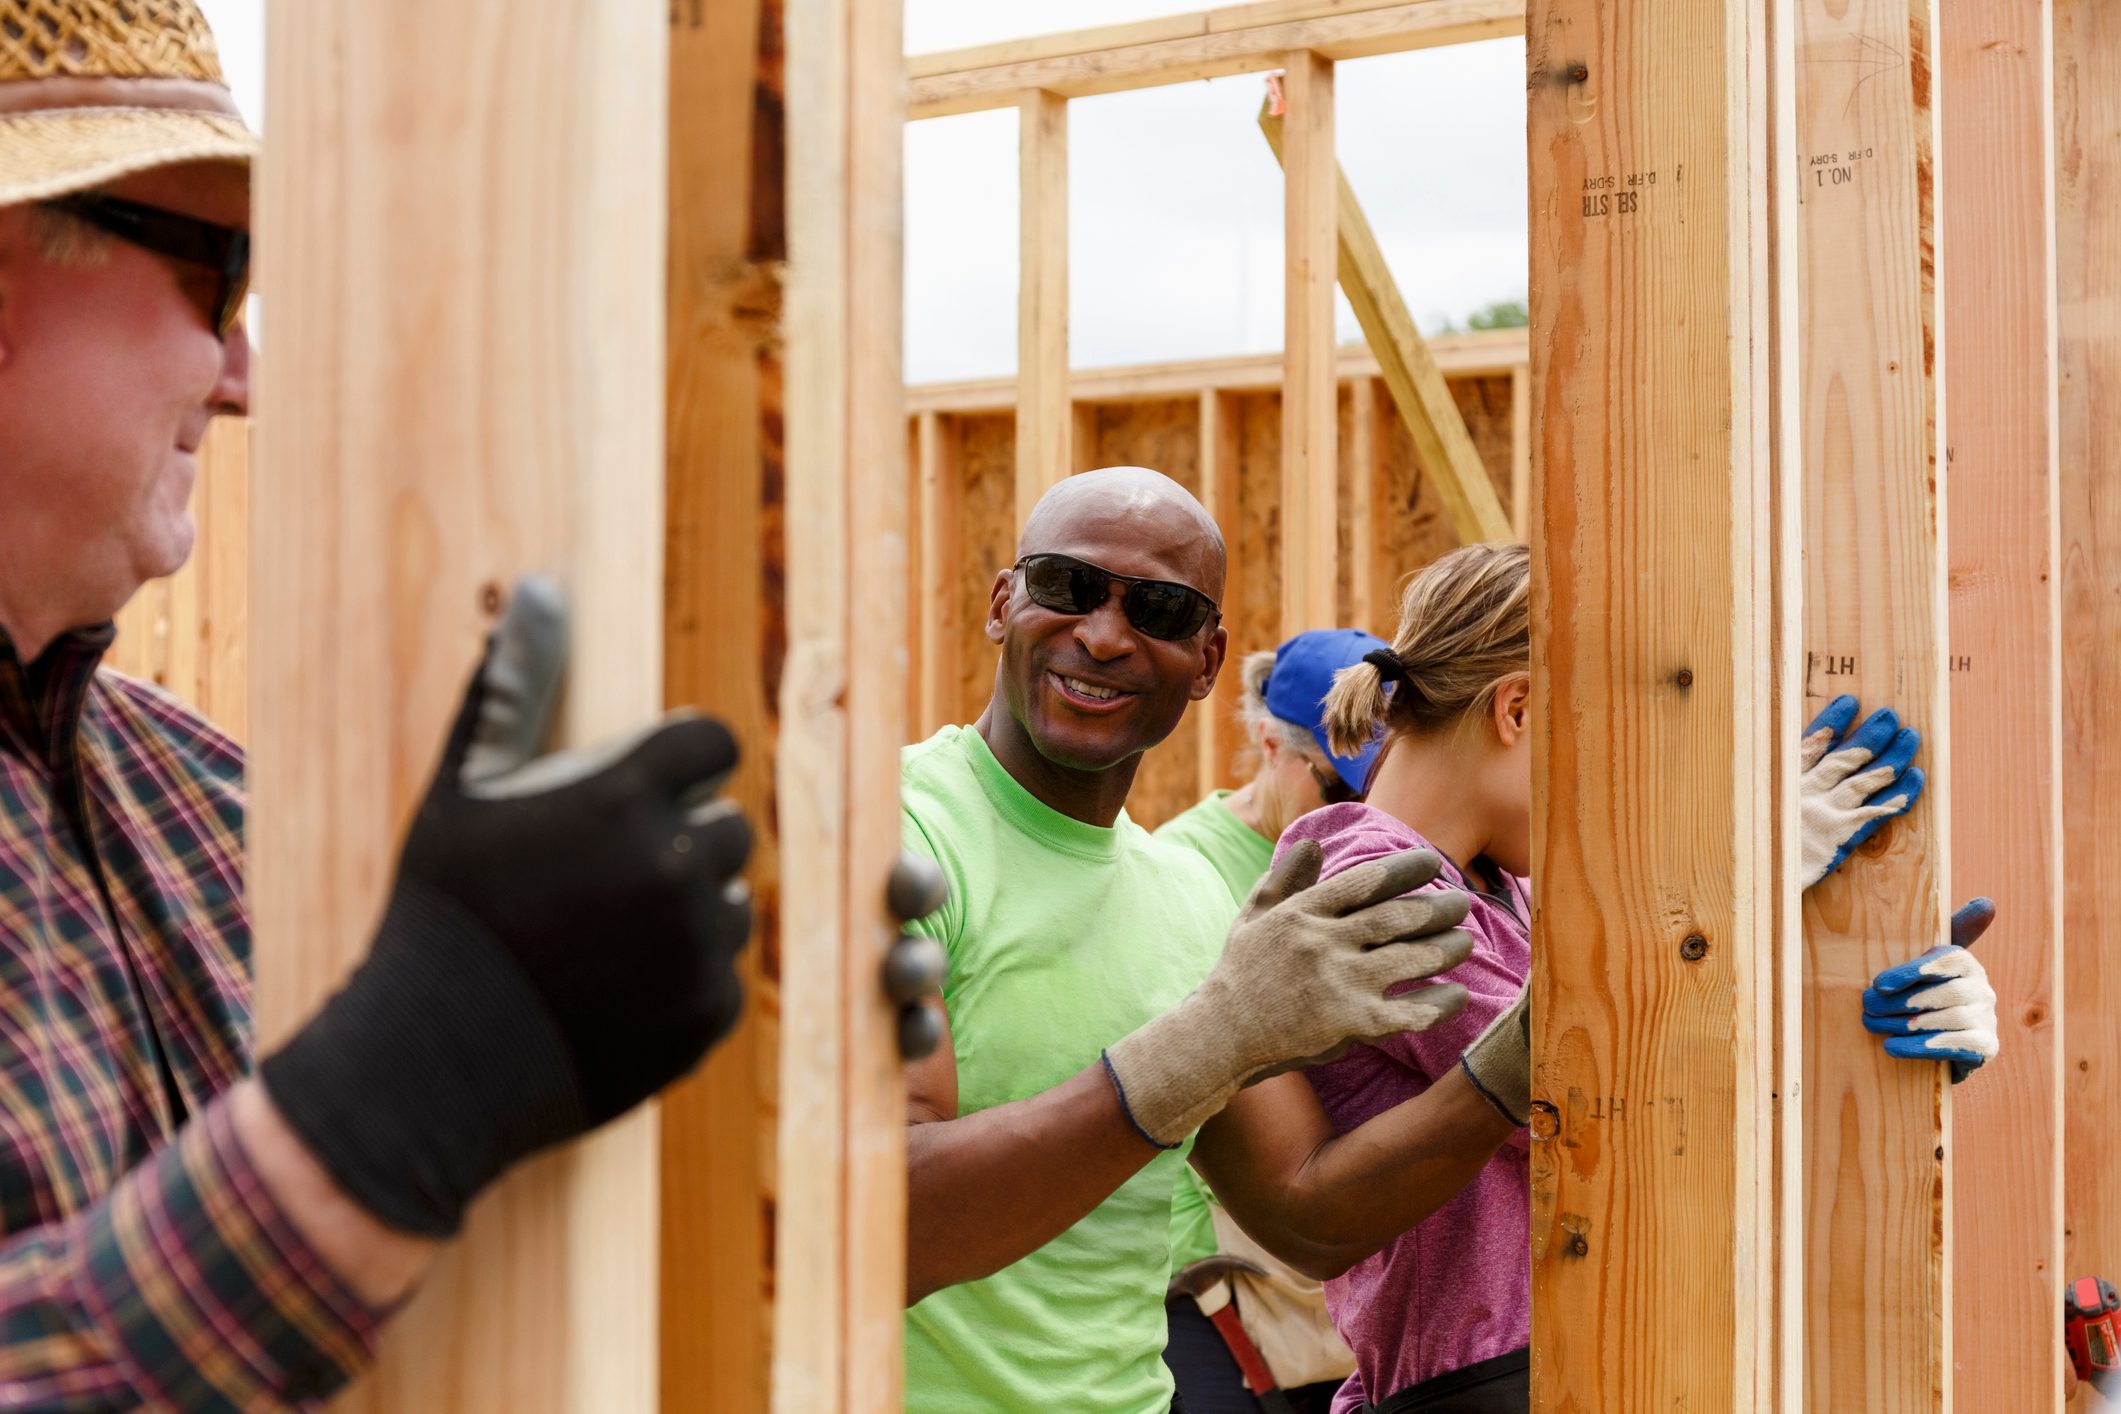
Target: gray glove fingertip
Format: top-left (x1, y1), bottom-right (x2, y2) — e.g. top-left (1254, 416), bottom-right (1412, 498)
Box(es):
top-left (1382, 981), bottom-right (1470, 1034)
top-left (1354, 929), bottom-right (1473, 994)
top-left (463, 574), bottom-right (570, 787)
top-left (1250, 839), bottom-right (1324, 911)
top-left (1343, 893), bottom-right (1467, 950)
top-left (1321, 847), bottom-right (1445, 915)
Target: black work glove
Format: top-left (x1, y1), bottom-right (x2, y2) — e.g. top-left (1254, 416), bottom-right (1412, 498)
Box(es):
top-left (259, 577), bottom-right (753, 1237)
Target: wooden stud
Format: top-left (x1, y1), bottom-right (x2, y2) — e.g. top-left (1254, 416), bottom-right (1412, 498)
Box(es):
top-left (1259, 96), bottom-right (1512, 546)
top-left (252, 1), bottom-right (668, 1408)
top-left (1344, 374), bottom-right (1376, 629)
top-left (903, 328), bottom-right (1527, 413)
top-left (1017, 90), bottom-right (1071, 522)
top-left (915, 410), bottom-right (962, 741)
top-left (1508, 363), bottom-right (1530, 544)
top-left (1788, 1), bottom-right (1954, 1406)
top-left (907, 0), bottom-right (1520, 120)
top-left (776, 0), bottom-right (910, 1406)
top-left (662, 1), bottom-right (784, 1408)
top-left (1279, 50), bottom-right (1337, 636)
top-left (1938, 0), bottom-right (2064, 1406)
top-left (2057, 7), bottom-right (2121, 1410)
top-left (1197, 388), bottom-right (1242, 795)
top-left (1071, 401), bottom-right (1102, 475)
top-left (1526, 1), bottom-right (1783, 1408)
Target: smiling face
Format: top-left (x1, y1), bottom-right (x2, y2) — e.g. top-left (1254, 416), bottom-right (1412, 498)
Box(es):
top-left (985, 468), bottom-right (1227, 779)
top-left (0, 160), bottom-right (251, 655)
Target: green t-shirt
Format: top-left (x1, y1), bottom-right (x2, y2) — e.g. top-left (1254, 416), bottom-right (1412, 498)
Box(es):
top-left (1152, 792), bottom-right (1275, 1273)
top-left (1153, 790), bottom-right (1274, 906)
top-left (901, 727), bottom-right (1238, 1414)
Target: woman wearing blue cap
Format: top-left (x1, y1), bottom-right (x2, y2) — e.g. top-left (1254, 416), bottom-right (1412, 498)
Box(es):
top-left (1182, 544), bottom-right (1993, 1414)
top-left (1155, 628), bottom-right (1387, 1414)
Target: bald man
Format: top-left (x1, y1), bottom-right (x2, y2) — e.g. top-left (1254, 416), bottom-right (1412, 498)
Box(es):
top-left (900, 469), bottom-right (1478, 1412)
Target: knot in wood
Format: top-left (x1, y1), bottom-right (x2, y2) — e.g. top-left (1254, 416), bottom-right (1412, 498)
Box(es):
top-left (1680, 934), bottom-right (1709, 961)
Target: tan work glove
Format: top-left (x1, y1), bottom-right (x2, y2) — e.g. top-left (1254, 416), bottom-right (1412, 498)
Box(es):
top-left (1103, 842), bottom-right (1474, 1148)
top-left (1459, 986), bottom-right (1530, 1126)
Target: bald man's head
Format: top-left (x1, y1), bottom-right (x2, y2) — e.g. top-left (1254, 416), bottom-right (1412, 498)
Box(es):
top-left (979, 465), bottom-right (1229, 781)
top-left (1017, 466), bottom-right (1226, 603)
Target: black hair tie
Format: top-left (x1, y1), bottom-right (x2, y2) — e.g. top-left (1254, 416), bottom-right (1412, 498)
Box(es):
top-left (1362, 648), bottom-right (1407, 683)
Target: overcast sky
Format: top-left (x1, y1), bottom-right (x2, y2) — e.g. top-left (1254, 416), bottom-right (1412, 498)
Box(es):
top-left (194, 2), bottom-right (1527, 385)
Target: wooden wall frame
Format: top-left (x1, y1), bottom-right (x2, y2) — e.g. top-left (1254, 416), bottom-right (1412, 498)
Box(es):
top-left (92, 0), bottom-right (2094, 1403)
top-left (1525, 1), bottom-right (1786, 1407)
top-left (252, 2), bottom-right (670, 1408)
top-left (2056, 4), bottom-right (2121, 1410)
top-left (1939, 0), bottom-right (2065, 1406)
top-left (1788, 2), bottom-right (1953, 1404)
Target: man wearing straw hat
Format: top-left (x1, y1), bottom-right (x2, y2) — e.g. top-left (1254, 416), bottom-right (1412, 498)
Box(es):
top-left (0, 3), bottom-right (760, 1405)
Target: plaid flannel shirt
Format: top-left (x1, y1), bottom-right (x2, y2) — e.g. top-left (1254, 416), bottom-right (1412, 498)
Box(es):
top-left (0, 625), bottom-right (381, 1411)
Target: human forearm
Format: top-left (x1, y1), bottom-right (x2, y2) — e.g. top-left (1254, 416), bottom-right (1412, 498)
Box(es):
top-left (906, 1063), bottom-right (1159, 1304)
top-left (231, 1080), bottom-right (436, 1307)
top-left (0, 1091), bottom-right (389, 1410)
top-left (1197, 1067), bottom-right (1513, 1281)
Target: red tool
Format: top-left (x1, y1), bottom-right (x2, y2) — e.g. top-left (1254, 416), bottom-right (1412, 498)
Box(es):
top-left (2066, 1275), bottom-right (2121, 1383)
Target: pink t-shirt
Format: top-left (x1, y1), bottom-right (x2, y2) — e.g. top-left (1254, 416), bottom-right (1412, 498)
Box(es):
top-left (1274, 804), bottom-right (1531, 1412)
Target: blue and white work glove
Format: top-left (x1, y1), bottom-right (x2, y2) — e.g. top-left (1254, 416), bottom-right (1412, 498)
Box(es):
top-left (1862, 898), bottom-right (2000, 1084)
top-left (1799, 695), bottom-right (1925, 889)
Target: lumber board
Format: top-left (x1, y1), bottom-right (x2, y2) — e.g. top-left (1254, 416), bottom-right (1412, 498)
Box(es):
top-left (1259, 97), bottom-right (1512, 546)
top-left (662, 1), bottom-right (782, 1408)
top-left (1525, 0), bottom-right (1782, 1407)
top-left (250, 1), bottom-right (668, 1409)
top-left (1938, 0), bottom-right (2064, 1406)
top-left (907, 0), bottom-right (1521, 120)
top-left (1788, 1), bottom-right (1954, 1407)
top-left (1197, 389), bottom-right (1241, 794)
top-left (1072, 401), bottom-right (1102, 474)
top-left (1343, 376), bottom-right (1378, 630)
top-left (1232, 390), bottom-right (1286, 728)
top-left (1016, 90), bottom-right (1070, 522)
top-left (776, 0), bottom-right (911, 1405)
top-left (908, 0), bottom-right (1441, 77)
top-left (915, 411), bottom-right (963, 740)
top-left (906, 414), bottom-right (925, 728)
top-left (2057, 2), bottom-right (2121, 1409)
top-left (1372, 379), bottom-right (1470, 594)
top-left (953, 416), bottom-right (1018, 725)
top-left (108, 416), bottom-right (249, 740)
top-left (1508, 365), bottom-right (1530, 544)
top-left (1279, 51), bottom-right (1338, 636)
top-left (902, 330), bottom-right (1527, 413)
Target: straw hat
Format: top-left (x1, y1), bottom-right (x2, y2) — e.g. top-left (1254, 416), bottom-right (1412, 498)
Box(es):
top-left (0, 0), bottom-right (254, 208)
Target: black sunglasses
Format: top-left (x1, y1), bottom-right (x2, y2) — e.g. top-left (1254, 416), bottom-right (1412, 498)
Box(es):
top-left (1306, 759), bottom-right (1361, 806)
top-left (40, 193), bottom-right (250, 337)
top-left (1013, 553), bottom-right (1221, 642)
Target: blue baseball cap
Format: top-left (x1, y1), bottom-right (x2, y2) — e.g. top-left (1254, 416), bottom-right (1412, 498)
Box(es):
top-left (1262, 627), bottom-right (1390, 793)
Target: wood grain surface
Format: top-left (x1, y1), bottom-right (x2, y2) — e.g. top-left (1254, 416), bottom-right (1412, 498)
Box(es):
top-left (1789, 2), bottom-right (1953, 1407)
top-left (1939, 0), bottom-right (2064, 1406)
top-left (252, 1), bottom-right (669, 1407)
top-left (2057, 1), bottom-right (2121, 1408)
top-left (1526, 0), bottom-right (1783, 1406)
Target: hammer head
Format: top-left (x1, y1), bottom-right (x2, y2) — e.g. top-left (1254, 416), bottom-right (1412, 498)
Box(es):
top-left (1167, 1253), bottom-right (1269, 1304)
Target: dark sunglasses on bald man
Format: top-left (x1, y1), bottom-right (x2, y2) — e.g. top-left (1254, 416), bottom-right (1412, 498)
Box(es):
top-left (1013, 553), bottom-right (1221, 642)
top-left (38, 192), bottom-right (250, 337)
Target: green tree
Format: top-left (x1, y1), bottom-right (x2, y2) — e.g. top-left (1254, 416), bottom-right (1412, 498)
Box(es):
top-left (1463, 298), bottom-right (1528, 331)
